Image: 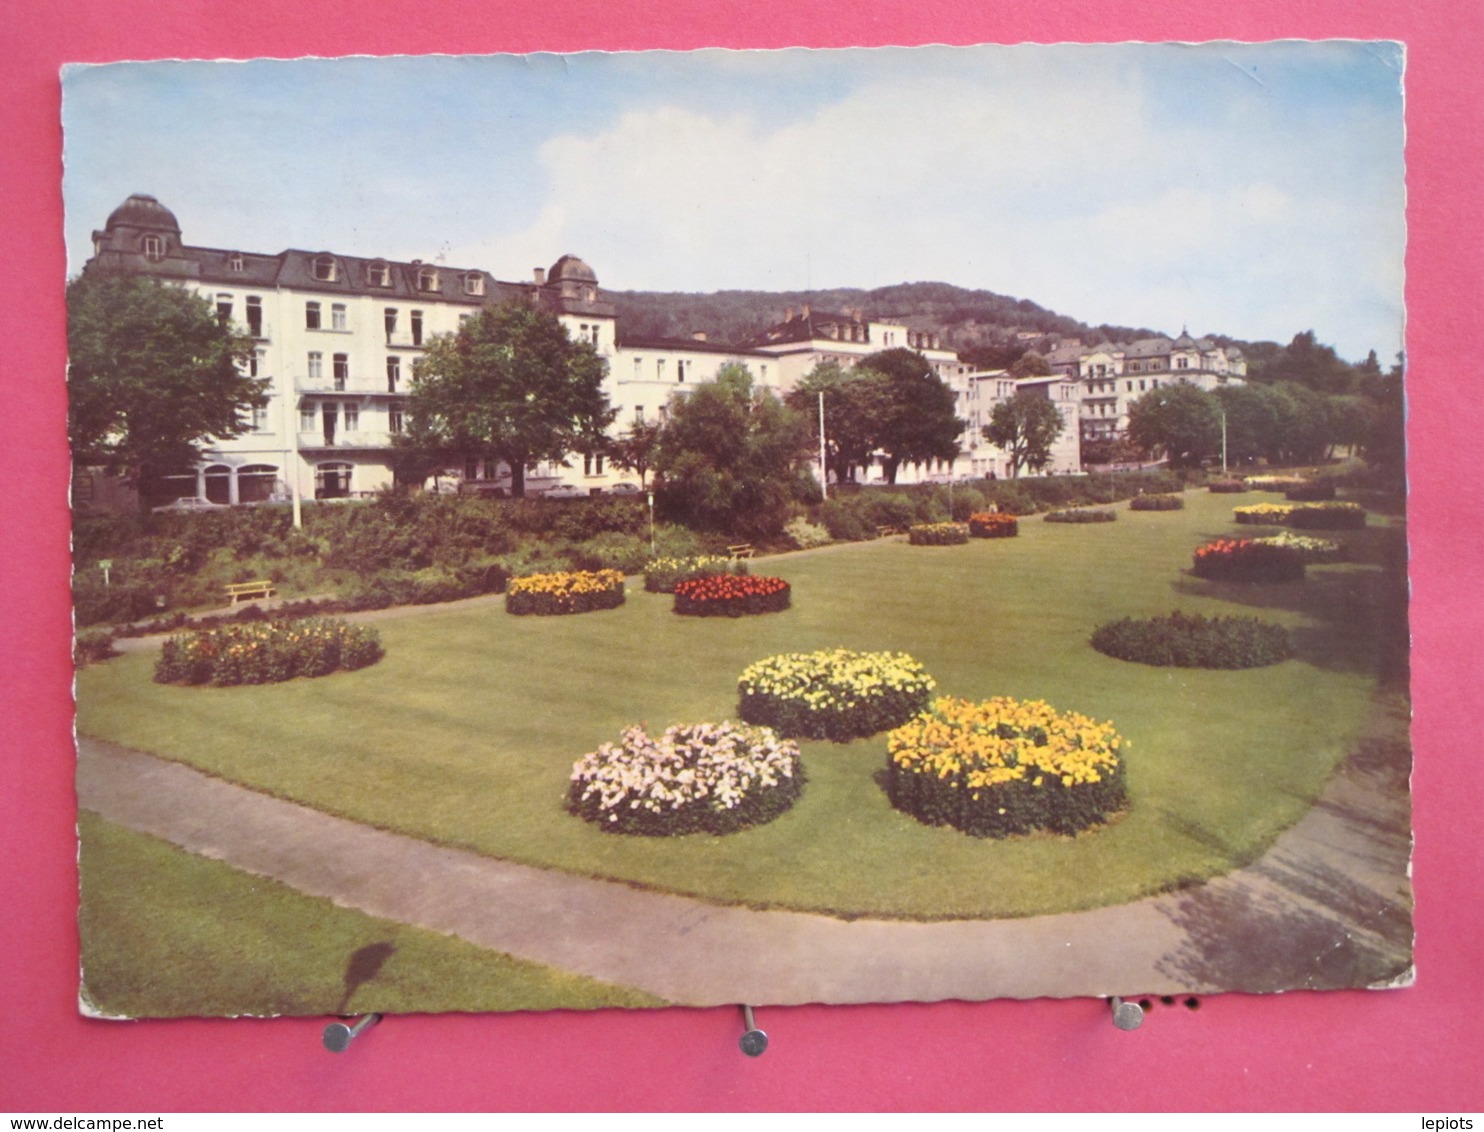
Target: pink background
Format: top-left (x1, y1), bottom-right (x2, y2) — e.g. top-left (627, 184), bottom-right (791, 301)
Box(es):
top-left (3, 0), bottom-right (1481, 1112)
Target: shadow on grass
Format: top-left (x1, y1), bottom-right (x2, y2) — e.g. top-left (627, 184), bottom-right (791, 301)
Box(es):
top-left (336, 940), bottom-right (396, 1013)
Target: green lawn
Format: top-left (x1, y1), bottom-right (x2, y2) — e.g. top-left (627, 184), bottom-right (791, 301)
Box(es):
top-left (77, 489), bottom-right (1404, 920)
top-left (78, 811), bottom-right (664, 1017)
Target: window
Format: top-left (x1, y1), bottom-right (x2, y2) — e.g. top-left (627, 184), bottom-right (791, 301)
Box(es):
top-left (306, 301), bottom-right (321, 330)
top-left (368, 261), bottom-right (391, 287)
top-left (386, 357), bottom-right (401, 392)
top-left (463, 273), bottom-right (484, 297)
top-left (331, 303), bottom-right (347, 331)
top-left (676, 360), bottom-right (688, 383)
top-left (246, 296), bottom-right (263, 337)
top-left (633, 358), bottom-right (643, 378)
top-left (1176, 357), bottom-right (1189, 369)
top-left (315, 462), bottom-right (352, 499)
top-left (228, 252), bottom-right (244, 272)
top-left (142, 234), bottom-right (164, 262)
top-left (238, 464), bottom-right (278, 503)
top-left (247, 348), bottom-right (263, 378)
top-left (589, 324), bottom-right (600, 347)
top-left (465, 457), bottom-right (480, 481)
top-left (389, 404), bottom-right (404, 434)
top-left (760, 364), bottom-right (768, 382)
top-left (333, 354), bottom-right (349, 390)
top-left (250, 402), bottom-right (269, 432)
top-left (1139, 379), bottom-right (1147, 391)
top-left (313, 255), bottom-right (336, 282)
top-left (299, 402), bottom-right (316, 431)
top-left (656, 360), bottom-right (666, 381)
top-left (411, 311), bottom-right (424, 346)
top-left (321, 404), bottom-right (338, 445)
top-left (343, 404), bottom-right (359, 432)
top-left (384, 308), bottom-right (397, 339)
top-left (634, 405), bottom-right (645, 423)
top-left (417, 267), bottom-right (439, 293)
top-left (203, 465), bottom-right (232, 505)
top-left (1126, 381), bottom-right (1133, 392)
top-left (216, 294), bottom-right (233, 322)
top-left (307, 352), bottom-right (323, 381)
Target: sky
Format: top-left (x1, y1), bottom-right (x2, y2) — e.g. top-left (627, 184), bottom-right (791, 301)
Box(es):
top-left (62, 43), bottom-right (1406, 362)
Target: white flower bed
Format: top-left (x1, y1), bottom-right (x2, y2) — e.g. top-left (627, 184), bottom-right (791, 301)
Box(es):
top-left (566, 721), bottom-right (805, 835)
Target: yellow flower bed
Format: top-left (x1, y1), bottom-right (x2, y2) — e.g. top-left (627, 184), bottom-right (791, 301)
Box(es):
top-left (738, 648), bottom-right (936, 740)
top-left (1233, 502), bottom-right (1295, 525)
top-left (506, 569), bottom-right (625, 615)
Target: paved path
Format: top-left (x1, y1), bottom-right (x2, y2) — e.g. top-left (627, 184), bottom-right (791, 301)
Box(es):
top-left (76, 725), bottom-right (1414, 1006)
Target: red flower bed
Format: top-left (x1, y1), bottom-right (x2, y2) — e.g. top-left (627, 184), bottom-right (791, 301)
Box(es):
top-left (674, 574), bottom-right (791, 617)
top-left (968, 512), bottom-right (1019, 538)
top-left (1192, 538), bottom-right (1305, 583)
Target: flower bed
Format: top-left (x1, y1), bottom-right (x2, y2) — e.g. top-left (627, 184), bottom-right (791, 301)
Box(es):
top-left (674, 574), bottom-right (791, 617)
top-left (738, 648), bottom-right (937, 741)
top-left (1129, 493), bottom-right (1184, 511)
top-left (567, 721), bottom-right (805, 836)
top-left (1192, 538), bottom-right (1305, 583)
top-left (968, 512), bottom-right (1019, 538)
top-left (154, 617), bottom-right (383, 686)
top-left (1091, 610), bottom-right (1292, 669)
top-left (1233, 502), bottom-right (1295, 526)
top-left (1044, 508), bottom-right (1117, 523)
top-left (1284, 480), bottom-right (1337, 502)
top-left (1245, 475), bottom-right (1306, 492)
top-left (908, 522), bottom-right (970, 545)
top-left (1208, 479), bottom-right (1248, 494)
top-left (1252, 531), bottom-right (1344, 563)
top-left (884, 696), bottom-right (1129, 838)
top-left (506, 569), bottom-right (625, 615)
top-left (1287, 501), bottom-right (1368, 530)
top-left (643, 555), bottom-right (750, 594)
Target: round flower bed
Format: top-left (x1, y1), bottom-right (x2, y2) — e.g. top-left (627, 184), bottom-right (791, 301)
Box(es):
top-left (1245, 475), bottom-right (1306, 492)
top-left (1045, 508), bottom-right (1117, 523)
top-left (1091, 610), bottom-right (1292, 669)
top-left (1287, 501), bottom-right (1368, 530)
top-left (643, 555), bottom-right (749, 594)
top-left (1252, 531), bottom-right (1344, 563)
top-left (1208, 479), bottom-right (1248, 494)
top-left (1193, 538), bottom-right (1305, 583)
top-left (154, 617), bottom-right (383, 686)
top-left (674, 574), bottom-right (791, 617)
top-left (1284, 480), bottom-right (1337, 502)
top-left (738, 648), bottom-right (937, 741)
top-left (567, 721), bottom-right (805, 836)
top-left (908, 522), bottom-right (970, 545)
top-left (884, 696), bottom-right (1129, 838)
top-left (968, 512), bottom-right (1019, 538)
top-left (1129, 493), bottom-right (1184, 511)
top-left (506, 569), bottom-right (625, 615)
top-left (1234, 502), bottom-right (1295, 525)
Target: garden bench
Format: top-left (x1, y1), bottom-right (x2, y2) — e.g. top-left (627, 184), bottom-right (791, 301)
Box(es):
top-left (876, 525), bottom-right (907, 537)
top-left (225, 580), bottom-right (276, 605)
top-left (727, 543), bottom-right (756, 559)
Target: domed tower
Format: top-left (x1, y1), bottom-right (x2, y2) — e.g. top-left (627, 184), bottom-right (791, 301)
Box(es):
top-left (546, 254), bottom-right (599, 304)
top-left (90, 194), bottom-right (190, 273)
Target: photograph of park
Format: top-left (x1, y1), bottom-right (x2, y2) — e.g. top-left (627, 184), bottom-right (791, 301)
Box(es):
top-left (65, 43), bottom-right (1411, 1018)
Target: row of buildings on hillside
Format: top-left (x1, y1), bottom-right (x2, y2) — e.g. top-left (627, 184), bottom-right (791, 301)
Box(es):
top-left (78, 195), bottom-right (1238, 508)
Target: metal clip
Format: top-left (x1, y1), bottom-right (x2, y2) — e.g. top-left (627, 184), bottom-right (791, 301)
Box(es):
top-left (323, 1013), bottom-right (382, 1052)
top-left (738, 1004), bottom-right (768, 1056)
top-left (1109, 996), bottom-right (1144, 1030)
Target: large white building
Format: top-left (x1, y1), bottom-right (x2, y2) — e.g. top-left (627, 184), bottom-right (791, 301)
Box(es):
top-left (83, 194), bottom-right (1084, 501)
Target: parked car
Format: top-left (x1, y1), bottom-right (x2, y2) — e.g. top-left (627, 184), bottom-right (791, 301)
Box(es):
top-left (542, 483), bottom-right (590, 499)
top-left (607, 482), bottom-right (644, 495)
top-left (151, 497), bottom-right (227, 513)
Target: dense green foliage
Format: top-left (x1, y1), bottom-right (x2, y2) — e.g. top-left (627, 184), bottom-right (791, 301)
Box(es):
top-left (1092, 611), bottom-right (1293, 669)
top-left (1192, 538), bottom-right (1306, 583)
top-left (1045, 508), bottom-right (1117, 523)
top-left (786, 362), bottom-right (894, 484)
top-left (155, 618), bottom-right (383, 686)
top-left (908, 522), bottom-right (970, 545)
top-left (857, 348), bottom-right (964, 484)
top-left (984, 390), bottom-right (1065, 476)
top-left (1129, 494), bottom-right (1184, 511)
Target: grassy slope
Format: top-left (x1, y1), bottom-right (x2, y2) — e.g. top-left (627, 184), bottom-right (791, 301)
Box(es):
top-left (77, 812), bottom-right (664, 1018)
top-left (78, 490), bottom-right (1400, 920)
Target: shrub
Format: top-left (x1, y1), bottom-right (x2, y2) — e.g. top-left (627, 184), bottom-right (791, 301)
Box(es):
top-left (505, 569), bottom-right (625, 615)
top-left (1208, 480), bottom-right (1248, 494)
top-left (72, 575), bottom-right (164, 627)
top-left (908, 522), bottom-right (969, 545)
top-left (643, 555), bottom-right (749, 593)
top-left (968, 512), bottom-right (1019, 538)
top-left (783, 516), bottom-right (833, 550)
top-left (1192, 538), bottom-right (1305, 583)
top-left (818, 497), bottom-right (876, 542)
top-left (1091, 611), bottom-right (1292, 669)
top-left (884, 696), bottom-right (1129, 838)
top-left (674, 574), bottom-right (791, 617)
top-left (1251, 531), bottom-right (1344, 563)
top-left (154, 617), bottom-right (383, 686)
top-left (563, 531), bottom-right (653, 574)
top-left (1129, 494), bottom-right (1184, 511)
top-left (949, 487), bottom-right (987, 522)
top-left (1287, 501), bottom-right (1368, 530)
top-left (73, 630), bottom-right (119, 667)
top-left (1284, 480), bottom-right (1337, 502)
top-left (738, 648), bottom-right (937, 742)
top-left (1044, 508), bottom-right (1117, 523)
top-left (567, 721), bottom-right (805, 836)
top-left (1234, 503), bottom-right (1295, 526)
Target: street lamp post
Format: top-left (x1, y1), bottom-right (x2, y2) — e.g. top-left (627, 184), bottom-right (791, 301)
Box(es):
top-left (647, 489), bottom-right (656, 556)
top-left (818, 390), bottom-right (828, 501)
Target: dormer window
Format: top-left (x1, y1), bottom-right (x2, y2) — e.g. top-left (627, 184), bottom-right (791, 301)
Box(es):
top-left (584, 287), bottom-right (597, 303)
top-left (417, 267), bottom-right (440, 293)
top-left (368, 261), bottom-right (391, 287)
top-left (312, 255), bottom-right (337, 282)
top-left (227, 252), bottom-right (244, 272)
top-left (142, 234), bottom-right (164, 262)
top-left (462, 272), bottom-right (484, 297)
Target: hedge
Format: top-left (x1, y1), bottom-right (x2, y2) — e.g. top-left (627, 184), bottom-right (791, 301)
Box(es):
top-left (1091, 610), bottom-right (1292, 669)
top-left (154, 617), bottom-right (383, 686)
top-left (884, 696), bottom-right (1129, 838)
top-left (1129, 494), bottom-right (1184, 511)
top-left (1208, 480), bottom-right (1248, 494)
top-left (1287, 502), bottom-right (1368, 530)
top-left (968, 512), bottom-right (1019, 538)
top-left (505, 570), bottom-right (626, 615)
top-left (1192, 538), bottom-right (1306, 583)
top-left (1284, 480), bottom-right (1338, 502)
top-left (738, 648), bottom-right (937, 742)
top-left (1044, 508), bottom-right (1117, 523)
top-left (673, 575), bottom-right (791, 617)
top-left (908, 522), bottom-right (970, 545)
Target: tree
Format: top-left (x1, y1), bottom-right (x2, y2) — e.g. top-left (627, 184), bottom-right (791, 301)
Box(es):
top-left (1213, 384), bottom-right (1280, 466)
top-left (858, 348), bottom-right (964, 484)
top-left (67, 269), bottom-right (262, 505)
top-left (654, 364), bottom-right (813, 538)
top-left (1127, 383), bottom-right (1220, 468)
top-left (983, 391), bottom-right (1064, 477)
top-left (1250, 330), bottom-right (1359, 394)
top-left (405, 299), bottom-right (613, 497)
top-left (607, 418), bottom-right (664, 489)
top-left (785, 362), bottom-right (893, 484)
top-left (1009, 350), bottom-right (1052, 378)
